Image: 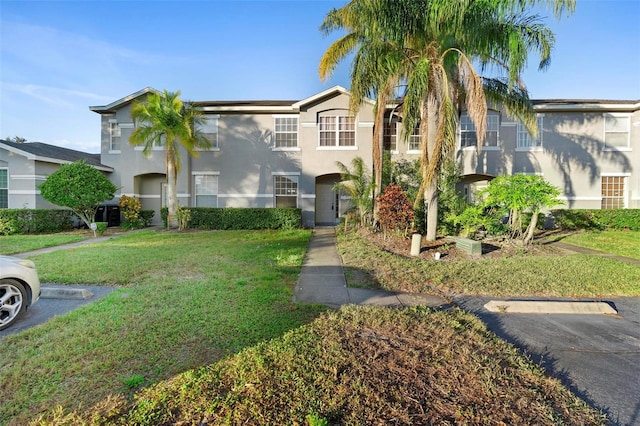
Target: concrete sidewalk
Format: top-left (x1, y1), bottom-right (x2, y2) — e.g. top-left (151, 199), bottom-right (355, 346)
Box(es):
top-left (293, 227), bottom-right (449, 309)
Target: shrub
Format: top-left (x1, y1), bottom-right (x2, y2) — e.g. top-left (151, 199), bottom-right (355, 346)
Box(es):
top-left (376, 184), bottom-right (414, 236)
top-left (0, 209), bottom-right (74, 234)
top-left (139, 210), bottom-right (155, 227)
top-left (119, 195), bottom-right (145, 229)
top-left (552, 209), bottom-right (640, 231)
top-left (161, 207), bottom-right (301, 230)
top-left (95, 222), bottom-right (108, 235)
top-left (176, 206), bottom-right (191, 231)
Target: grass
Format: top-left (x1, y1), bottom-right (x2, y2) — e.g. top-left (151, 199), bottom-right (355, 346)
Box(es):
top-left (32, 306), bottom-right (605, 425)
top-left (337, 230), bottom-right (640, 297)
top-left (560, 230), bottom-right (640, 260)
top-left (0, 233), bottom-right (86, 255)
top-left (2, 228), bottom-right (623, 424)
top-left (0, 230), bottom-right (326, 425)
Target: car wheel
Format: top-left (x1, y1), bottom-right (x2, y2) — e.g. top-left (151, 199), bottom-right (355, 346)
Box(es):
top-left (0, 279), bottom-right (27, 331)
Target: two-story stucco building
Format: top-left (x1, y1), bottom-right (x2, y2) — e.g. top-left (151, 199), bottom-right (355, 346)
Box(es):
top-left (89, 87), bottom-right (639, 227)
top-left (89, 86), bottom-right (375, 227)
top-left (3, 86), bottom-right (637, 228)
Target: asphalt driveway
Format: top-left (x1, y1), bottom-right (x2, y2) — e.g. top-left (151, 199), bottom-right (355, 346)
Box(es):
top-left (0, 284), bottom-right (116, 338)
top-left (455, 296), bottom-right (640, 426)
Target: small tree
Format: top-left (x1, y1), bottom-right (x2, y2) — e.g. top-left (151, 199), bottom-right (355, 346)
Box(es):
top-left (376, 183), bottom-right (415, 237)
top-left (333, 157), bottom-right (375, 228)
top-left (39, 161), bottom-right (117, 235)
top-left (478, 174), bottom-right (563, 245)
top-left (119, 195), bottom-right (143, 229)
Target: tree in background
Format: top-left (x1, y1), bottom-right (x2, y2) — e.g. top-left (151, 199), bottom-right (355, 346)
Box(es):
top-left (39, 160), bottom-right (117, 235)
top-left (4, 136), bottom-right (26, 143)
top-left (130, 90), bottom-right (210, 229)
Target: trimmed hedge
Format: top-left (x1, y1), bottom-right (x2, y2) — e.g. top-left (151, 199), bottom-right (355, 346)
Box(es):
top-left (161, 207), bottom-right (302, 230)
top-left (551, 209), bottom-right (640, 231)
top-left (0, 209), bottom-right (75, 235)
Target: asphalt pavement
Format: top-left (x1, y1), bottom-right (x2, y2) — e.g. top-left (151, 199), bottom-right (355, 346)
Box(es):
top-left (455, 296), bottom-right (640, 426)
top-left (0, 284), bottom-right (117, 338)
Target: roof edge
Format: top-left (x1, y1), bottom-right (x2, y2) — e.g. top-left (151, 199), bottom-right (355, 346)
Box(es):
top-left (89, 87), bottom-right (158, 114)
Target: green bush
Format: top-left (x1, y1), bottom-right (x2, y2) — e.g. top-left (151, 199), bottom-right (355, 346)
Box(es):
top-left (552, 209), bottom-right (640, 231)
top-left (95, 222), bottom-right (108, 235)
top-left (161, 207), bottom-right (302, 230)
top-left (0, 209), bottom-right (75, 234)
top-left (140, 210), bottom-right (155, 227)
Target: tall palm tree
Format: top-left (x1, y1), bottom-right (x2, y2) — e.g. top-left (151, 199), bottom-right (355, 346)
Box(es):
top-left (319, 5), bottom-right (402, 203)
top-left (130, 90), bottom-right (211, 229)
top-left (320, 0), bottom-right (574, 240)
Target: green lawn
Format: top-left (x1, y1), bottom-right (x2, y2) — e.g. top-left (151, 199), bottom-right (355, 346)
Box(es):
top-left (337, 230), bottom-right (640, 297)
top-left (561, 230), bottom-right (640, 260)
top-left (0, 230), bottom-right (325, 425)
top-left (0, 233), bottom-right (86, 255)
top-left (1, 229), bottom-right (614, 424)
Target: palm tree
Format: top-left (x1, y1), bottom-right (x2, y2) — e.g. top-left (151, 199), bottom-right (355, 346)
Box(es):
top-left (320, 0), bottom-right (574, 241)
top-left (319, 5), bottom-right (402, 203)
top-left (332, 157), bottom-right (376, 228)
top-left (130, 90), bottom-right (211, 229)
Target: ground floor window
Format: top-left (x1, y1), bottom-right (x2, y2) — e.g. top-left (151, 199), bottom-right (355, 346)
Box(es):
top-left (274, 175), bottom-right (298, 208)
top-left (194, 174), bottom-right (218, 207)
top-left (601, 176), bottom-right (625, 209)
top-left (0, 169), bottom-right (7, 208)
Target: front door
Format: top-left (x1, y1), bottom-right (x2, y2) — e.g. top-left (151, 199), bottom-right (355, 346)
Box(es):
top-left (315, 178), bottom-right (340, 225)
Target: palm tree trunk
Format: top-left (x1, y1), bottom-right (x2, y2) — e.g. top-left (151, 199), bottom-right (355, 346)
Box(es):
top-left (166, 150), bottom-right (178, 229)
top-left (424, 94), bottom-right (439, 241)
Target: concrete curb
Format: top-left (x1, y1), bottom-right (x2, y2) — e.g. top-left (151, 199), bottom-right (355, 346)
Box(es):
top-left (484, 300), bottom-right (618, 315)
top-left (40, 287), bottom-right (94, 300)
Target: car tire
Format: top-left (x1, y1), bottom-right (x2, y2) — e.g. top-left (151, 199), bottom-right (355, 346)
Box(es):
top-left (0, 279), bottom-right (27, 331)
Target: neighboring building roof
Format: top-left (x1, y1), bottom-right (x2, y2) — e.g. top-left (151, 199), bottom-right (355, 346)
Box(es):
top-left (0, 140), bottom-right (113, 172)
top-left (531, 99), bottom-right (640, 112)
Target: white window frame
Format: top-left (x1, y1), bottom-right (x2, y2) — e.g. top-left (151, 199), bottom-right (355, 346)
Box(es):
top-left (517, 115), bottom-right (544, 151)
top-left (407, 124), bottom-right (421, 152)
top-left (318, 116), bottom-right (357, 150)
top-left (196, 115), bottom-right (220, 151)
top-left (604, 113), bottom-right (631, 151)
top-left (460, 112), bottom-right (500, 150)
top-left (383, 118), bottom-right (398, 152)
top-left (193, 172), bottom-right (219, 207)
top-left (0, 168), bottom-right (8, 209)
top-left (273, 173), bottom-right (299, 208)
top-left (601, 174), bottom-right (629, 209)
top-left (273, 115), bottom-right (300, 150)
top-left (108, 119), bottom-right (121, 153)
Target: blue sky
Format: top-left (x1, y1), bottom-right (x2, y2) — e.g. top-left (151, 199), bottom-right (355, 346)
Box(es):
top-left (1, 0), bottom-right (639, 153)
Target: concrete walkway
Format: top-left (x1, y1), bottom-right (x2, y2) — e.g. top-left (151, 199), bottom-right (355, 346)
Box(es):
top-left (293, 227), bottom-right (449, 309)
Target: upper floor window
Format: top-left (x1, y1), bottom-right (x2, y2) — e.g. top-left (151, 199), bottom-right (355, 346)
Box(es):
top-left (408, 124), bottom-right (421, 151)
top-left (604, 113), bottom-right (630, 150)
top-left (194, 173), bottom-right (218, 207)
top-left (460, 112), bottom-right (499, 149)
top-left (199, 116), bottom-right (219, 150)
top-left (0, 169), bottom-right (7, 208)
top-left (319, 116), bottom-right (355, 147)
top-left (383, 119), bottom-right (397, 151)
top-left (517, 115), bottom-right (544, 149)
top-left (274, 116), bottom-right (299, 148)
top-left (109, 120), bottom-right (121, 151)
top-left (274, 175), bottom-right (298, 208)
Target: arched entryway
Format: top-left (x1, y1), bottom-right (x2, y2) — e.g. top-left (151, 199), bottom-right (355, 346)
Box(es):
top-left (457, 173), bottom-right (495, 204)
top-left (315, 174), bottom-right (342, 226)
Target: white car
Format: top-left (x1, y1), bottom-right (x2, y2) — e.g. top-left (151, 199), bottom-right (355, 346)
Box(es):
top-left (0, 256), bottom-right (41, 331)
